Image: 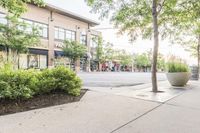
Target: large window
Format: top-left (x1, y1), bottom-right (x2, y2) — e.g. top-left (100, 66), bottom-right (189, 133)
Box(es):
top-left (35, 23), bottom-right (48, 38)
top-left (66, 30), bottom-right (76, 41)
top-left (27, 54), bottom-right (47, 69)
top-left (0, 13), bottom-right (7, 25)
top-left (19, 19), bottom-right (48, 38)
top-left (54, 27), bottom-right (76, 41)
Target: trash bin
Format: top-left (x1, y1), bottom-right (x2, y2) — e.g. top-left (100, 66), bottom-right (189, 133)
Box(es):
top-left (190, 66), bottom-right (199, 80)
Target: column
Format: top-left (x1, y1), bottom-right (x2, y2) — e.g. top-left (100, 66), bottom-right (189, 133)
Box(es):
top-left (75, 26), bottom-right (80, 72)
top-left (86, 30), bottom-right (91, 72)
top-left (48, 11), bottom-right (55, 68)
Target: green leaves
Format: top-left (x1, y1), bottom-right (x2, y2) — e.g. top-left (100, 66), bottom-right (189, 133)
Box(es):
top-left (167, 61), bottom-right (189, 73)
top-left (63, 40), bottom-right (87, 61)
top-left (134, 53), bottom-right (151, 68)
top-left (0, 16), bottom-right (40, 53)
top-left (0, 0), bottom-right (45, 17)
top-left (0, 66), bottom-right (82, 100)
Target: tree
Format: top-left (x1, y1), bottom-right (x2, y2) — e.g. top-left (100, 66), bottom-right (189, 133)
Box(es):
top-left (62, 40), bottom-right (87, 69)
top-left (100, 42), bottom-right (115, 63)
top-left (113, 49), bottom-right (132, 69)
top-left (134, 53), bottom-right (151, 71)
top-left (86, 0), bottom-right (193, 92)
top-left (170, 1), bottom-right (200, 78)
top-left (0, 0), bottom-right (44, 17)
top-left (157, 53), bottom-right (165, 71)
top-left (118, 50), bottom-right (132, 67)
top-left (96, 36), bottom-right (103, 70)
top-left (0, 16), bottom-right (40, 68)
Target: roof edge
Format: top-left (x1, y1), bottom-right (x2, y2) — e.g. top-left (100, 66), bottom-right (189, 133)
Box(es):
top-left (44, 3), bottom-right (99, 26)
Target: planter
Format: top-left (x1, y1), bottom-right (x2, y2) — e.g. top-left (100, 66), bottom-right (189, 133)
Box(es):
top-left (166, 72), bottom-right (191, 86)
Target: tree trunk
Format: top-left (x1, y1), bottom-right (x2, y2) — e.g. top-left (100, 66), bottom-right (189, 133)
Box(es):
top-left (17, 51), bottom-right (20, 69)
top-left (98, 62), bottom-right (102, 71)
top-left (152, 0), bottom-right (159, 92)
top-left (197, 35), bottom-right (200, 79)
top-left (6, 46), bottom-right (9, 62)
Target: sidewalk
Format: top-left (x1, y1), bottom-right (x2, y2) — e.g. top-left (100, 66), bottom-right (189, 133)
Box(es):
top-left (0, 81), bottom-right (200, 133)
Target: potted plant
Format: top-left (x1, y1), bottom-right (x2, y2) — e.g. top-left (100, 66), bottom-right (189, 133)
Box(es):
top-left (166, 62), bottom-right (191, 86)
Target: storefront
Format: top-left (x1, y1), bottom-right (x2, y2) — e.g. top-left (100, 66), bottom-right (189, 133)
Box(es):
top-left (19, 48), bottom-right (48, 69)
top-left (80, 57), bottom-right (87, 72)
top-left (54, 50), bottom-right (74, 70)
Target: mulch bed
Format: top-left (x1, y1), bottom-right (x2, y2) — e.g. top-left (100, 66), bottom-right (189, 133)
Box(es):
top-left (0, 89), bottom-right (87, 116)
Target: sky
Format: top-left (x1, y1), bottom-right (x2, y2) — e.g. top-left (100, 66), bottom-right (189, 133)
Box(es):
top-left (44, 0), bottom-right (196, 65)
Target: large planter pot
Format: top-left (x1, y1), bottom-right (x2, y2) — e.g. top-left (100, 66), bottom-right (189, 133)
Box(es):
top-left (166, 72), bottom-right (191, 86)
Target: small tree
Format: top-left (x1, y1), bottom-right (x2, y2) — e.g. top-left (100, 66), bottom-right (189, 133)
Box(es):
top-left (62, 40), bottom-right (87, 70)
top-left (113, 50), bottom-right (132, 71)
top-left (134, 53), bottom-right (151, 72)
top-left (86, 0), bottom-right (199, 92)
top-left (0, 16), bottom-right (40, 68)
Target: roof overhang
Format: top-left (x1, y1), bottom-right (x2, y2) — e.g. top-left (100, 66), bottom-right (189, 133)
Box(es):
top-left (44, 3), bottom-right (99, 27)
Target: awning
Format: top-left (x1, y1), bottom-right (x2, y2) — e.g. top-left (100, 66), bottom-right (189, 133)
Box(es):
top-left (54, 50), bottom-right (65, 57)
top-left (29, 48), bottom-right (48, 55)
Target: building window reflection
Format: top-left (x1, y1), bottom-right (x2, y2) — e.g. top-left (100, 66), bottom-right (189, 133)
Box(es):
top-left (54, 27), bottom-right (76, 41)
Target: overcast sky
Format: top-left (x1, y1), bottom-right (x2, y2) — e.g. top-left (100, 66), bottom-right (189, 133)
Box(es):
top-left (44, 0), bottom-right (196, 65)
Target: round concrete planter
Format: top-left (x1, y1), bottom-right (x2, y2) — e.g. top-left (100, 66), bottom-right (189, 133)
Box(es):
top-left (166, 72), bottom-right (191, 86)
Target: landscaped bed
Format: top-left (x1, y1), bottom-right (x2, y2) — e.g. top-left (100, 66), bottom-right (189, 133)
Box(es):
top-left (0, 65), bottom-right (86, 116)
top-left (0, 89), bottom-right (87, 116)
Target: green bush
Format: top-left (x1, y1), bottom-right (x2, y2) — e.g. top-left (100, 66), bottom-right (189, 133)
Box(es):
top-left (167, 62), bottom-right (189, 73)
top-left (0, 66), bottom-right (82, 100)
top-left (0, 69), bottom-right (37, 99)
top-left (37, 66), bottom-right (82, 96)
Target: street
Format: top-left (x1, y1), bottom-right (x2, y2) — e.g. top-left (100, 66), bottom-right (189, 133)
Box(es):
top-left (78, 72), bottom-right (167, 87)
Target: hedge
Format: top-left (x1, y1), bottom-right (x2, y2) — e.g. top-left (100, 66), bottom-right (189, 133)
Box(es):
top-left (0, 66), bottom-right (82, 100)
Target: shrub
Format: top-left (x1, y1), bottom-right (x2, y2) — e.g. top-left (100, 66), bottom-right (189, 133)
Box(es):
top-left (37, 66), bottom-right (82, 96)
top-left (0, 66), bottom-right (82, 100)
top-left (0, 68), bottom-right (37, 99)
top-left (167, 62), bottom-right (189, 73)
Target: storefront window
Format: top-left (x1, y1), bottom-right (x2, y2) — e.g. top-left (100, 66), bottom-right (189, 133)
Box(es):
top-left (80, 57), bottom-right (87, 71)
top-left (40, 55), bottom-right (47, 69)
top-left (19, 54), bottom-right (28, 69)
top-left (27, 54), bottom-right (47, 69)
top-left (28, 54), bottom-right (39, 68)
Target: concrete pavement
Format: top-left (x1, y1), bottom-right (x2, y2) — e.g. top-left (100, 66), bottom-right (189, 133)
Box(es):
top-left (78, 72), bottom-right (166, 87)
top-left (0, 80), bottom-right (200, 133)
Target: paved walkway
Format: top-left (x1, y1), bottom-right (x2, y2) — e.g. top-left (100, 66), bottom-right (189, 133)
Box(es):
top-left (0, 81), bottom-right (200, 133)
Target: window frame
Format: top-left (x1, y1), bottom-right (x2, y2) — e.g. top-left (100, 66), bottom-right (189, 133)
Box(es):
top-left (21, 18), bottom-right (49, 39)
top-left (54, 26), bottom-right (76, 42)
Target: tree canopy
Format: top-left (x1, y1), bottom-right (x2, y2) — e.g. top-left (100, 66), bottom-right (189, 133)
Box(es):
top-left (0, 16), bottom-right (40, 67)
top-left (0, 0), bottom-right (45, 17)
top-left (62, 40), bottom-right (87, 61)
top-left (86, 0), bottom-right (200, 91)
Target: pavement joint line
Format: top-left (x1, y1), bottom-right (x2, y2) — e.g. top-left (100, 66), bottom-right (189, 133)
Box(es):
top-left (110, 86), bottom-right (192, 133)
top-left (110, 103), bottom-right (163, 133)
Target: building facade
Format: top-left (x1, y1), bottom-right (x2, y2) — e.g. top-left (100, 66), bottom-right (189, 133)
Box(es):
top-left (0, 4), bottom-right (100, 72)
